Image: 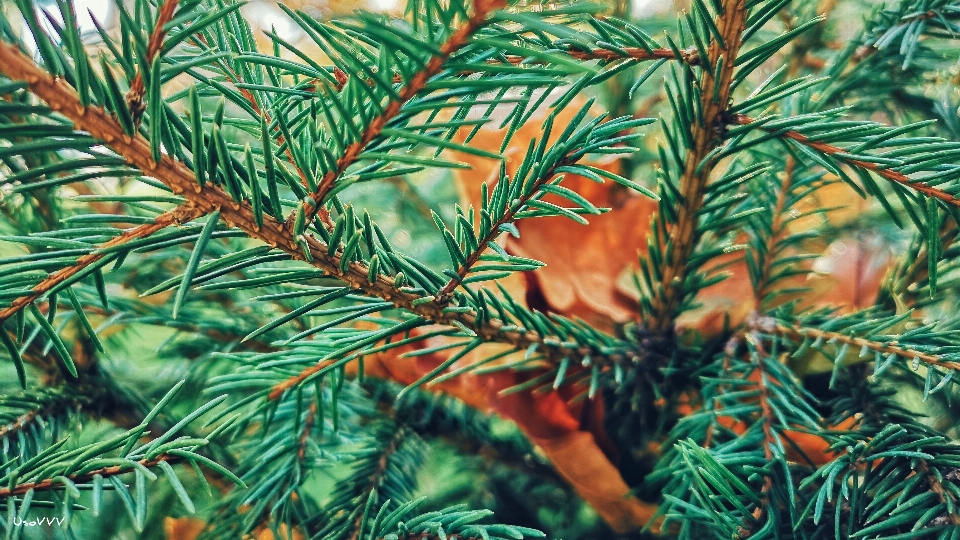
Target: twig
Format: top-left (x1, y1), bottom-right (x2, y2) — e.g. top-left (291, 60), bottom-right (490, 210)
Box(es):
top-left (753, 156), bottom-right (796, 309)
top-left (0, 204), bottom-right (203, 326)
top-left (648, 0), bottom-right (751, 334)
top-left (916, 459), bottom-right (960, 526)
top-left (433, 155), bottom-right (577, 304)
top-left (126, 0), bottom-right (180, 125)
top-left (345, 425), bottom-right (409, 540)
top-left (731, 114), bottom-right (960, 208)
top-left (0, 454), bottom-right (180, 497)
top-left (776, 323), bottom-right (960, 372)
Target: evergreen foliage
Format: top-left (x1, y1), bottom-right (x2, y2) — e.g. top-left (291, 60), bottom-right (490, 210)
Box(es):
top-left (4, 0), bottom-right (960, 537)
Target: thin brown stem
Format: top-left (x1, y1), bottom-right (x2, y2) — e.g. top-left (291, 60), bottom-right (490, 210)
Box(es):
top-left (753, 156), bottom-right (796, 309)
top-left (297, 402), bottom-right (318, 461)
top-left (744, 333), bottom-right (777, 533)
top-left (346, 425), bottom-right (408, 540)
top-left (916, 459), bottom-right (960, 526)
top-left (187, 34), bottom-right (322, 209)
top-left (0, 454), bottom-right (180, 497)
top-left (508, 46), bottom-right (698, 66)
top-left (297, 0), bottom-right (505, 223)
top-left (433, 157), bottom-right (575, 304)
top-left (776, 323), bottom-right (960, 372)
top-left (363, 45), bottom-right (697, 90)
top-left (732, 114), bottom-right (960, 208)
top-left (0, 204), bottom-right (203, 326)
top-left (648, 0), bottom-right (750, 334)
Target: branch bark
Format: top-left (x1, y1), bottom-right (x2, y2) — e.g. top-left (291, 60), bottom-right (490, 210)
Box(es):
top-left (732, 114), bottom-right (960, 208)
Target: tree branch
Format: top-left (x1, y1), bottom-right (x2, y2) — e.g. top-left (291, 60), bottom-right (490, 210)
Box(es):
top-left (776, 323), bottom-right (960, 372)
top-left (0, 454), bottom-right (180, 497)
top-left (125, 0), bottom-right (179, 125)
top-left (0, 204), bottom-right (203, 325)
top-left (0, 38), bottom-right (632, 382)
top-left (433, 155), bottom-right (577, 304)
top-left (731, 114), bottom-right (960, 208)
top-left (648, 0), bottom-right (750, 334)
top-left (916, 459), bottom-right (960, 526)
top-left (297, 0), bottom-right (506, 221)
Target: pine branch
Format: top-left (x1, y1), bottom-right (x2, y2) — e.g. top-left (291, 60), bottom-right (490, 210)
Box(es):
top-left (648, 0), bottom-right (750, 335)
top-left (0, 41), bottom-right (638, 380)
top-left (0, 204), bottom-right (203, 325)
top-left (433, 152), bottom-right (578, 304)
top-left (360, 45), bottom-right (697, 89)
top-left (186, 34), bottom-right (319, 206)
top-left (732, 114), bottom-right (960, 208)
top-left (880, 221), bottom-right (958, 306)
top-left (0, 390), bottom-right (85, 440)
top-left (775, 323), bottom-right (960, 372)
top-left (751, 157), bottom-right (796, 308)
top-left (0, 454), bottom-right (181, 497)
top-left (743, 334), bottom-right (778, 533)
top-left (296, 0), bottom-right (507, 224)
top-left (499, 44), bottom-right (698, 67)
top-left (916, 458), bottom-right (960, 526)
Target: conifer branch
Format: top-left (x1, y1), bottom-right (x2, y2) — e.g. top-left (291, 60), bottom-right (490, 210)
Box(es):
top-left (0, 454), bottom-right (181, 497)
top-left (0, 39), bottom-right (630, 380)
top-left (297, 0), bottom-right (506, 224)
top-left (297, 402), bottom-right (317, 461)
top-left (879, 221), bottom-right (958, 307)
top-left (505, 46), bottom-right (698, 66)
top-left (346, 425), bottom-right (410, 540)
top-left (186, 34), bottom-right (319, 203)
top-left (433, 157), bottom-right (576, 304)
top-left (732, 114), bottom-right (960, 208)
top-left (125, 0), bottom-right (179, 125)
top-left (0, 395), bottom-right (81, 439)
top-left (752, 157), bottom-right (796, 309)
top-left (269, 360), bottom-right (337, 401)
top-left (366, 45), bottom-right (697, 89)
top-left (0, 204), bottom-right (203, 325)
top-left (648, 0), bottom-right (750, 334)
top-left (745, 335), bottom-right (777, 532)
top-left (776, 323), bottom-right (960, 372)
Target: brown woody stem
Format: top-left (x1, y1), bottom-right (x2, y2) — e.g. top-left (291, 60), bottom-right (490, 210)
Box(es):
top-left (0, 454), bottom-right (180, 497)
top-left (776, 323), bottom-right (960, 372)
top-left (916, 459), bottom-right (960, 526)
top-left (732, 114), bottom-right (960, 208)
top-left (126, 0), bottom-right (179, 124)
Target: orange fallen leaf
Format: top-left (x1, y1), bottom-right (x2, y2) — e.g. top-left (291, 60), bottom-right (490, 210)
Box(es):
top-left (357, 330), bottom-right (656, 533)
